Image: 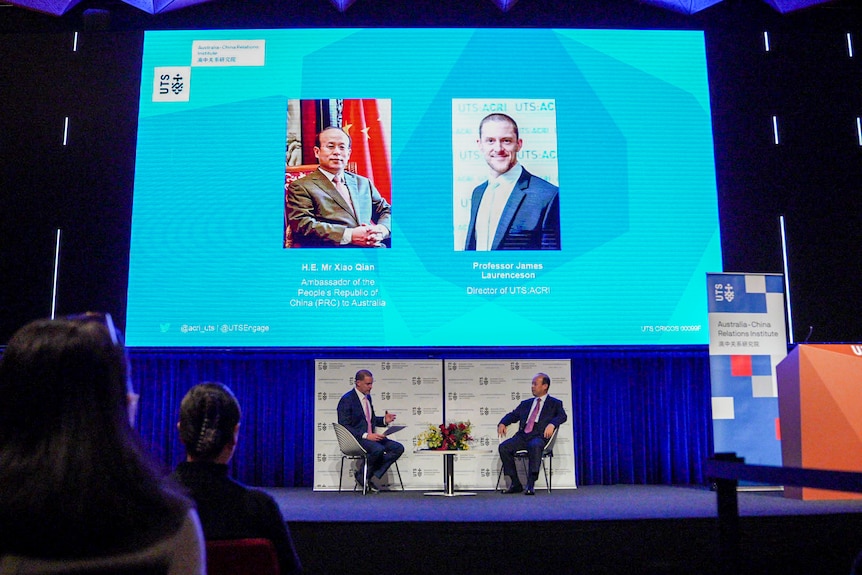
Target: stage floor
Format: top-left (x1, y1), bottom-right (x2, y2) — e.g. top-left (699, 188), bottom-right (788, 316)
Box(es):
top-left (266, 484), bottom-right (862, 522)
top-left (266, 485), bottom-right (862, 574)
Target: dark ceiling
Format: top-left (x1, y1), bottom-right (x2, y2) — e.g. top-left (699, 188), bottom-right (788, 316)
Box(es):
top-left (2, 0), bottom-right (861, 33)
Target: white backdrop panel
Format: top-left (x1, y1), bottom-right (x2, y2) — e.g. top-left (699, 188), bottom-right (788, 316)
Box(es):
top-left (444, 359), bottom-right (576, 490)
top-left (313, 359), bottom-right (444, 491)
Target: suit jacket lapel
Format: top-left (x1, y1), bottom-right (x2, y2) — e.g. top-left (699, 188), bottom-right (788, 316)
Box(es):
top-left (312, 169), bottom-right (355, 218)
top-left (466, 183), bottom-right (489, 248)
top-left (345, 172), bottom-right (366, 223)
top-left (492, 172), bottom-right (529, 249)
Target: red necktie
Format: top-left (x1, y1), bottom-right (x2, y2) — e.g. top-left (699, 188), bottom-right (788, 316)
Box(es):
top-left (524, 398), bottom-right (541, 433)
top-left (364, 395), bottom-right (372, 435)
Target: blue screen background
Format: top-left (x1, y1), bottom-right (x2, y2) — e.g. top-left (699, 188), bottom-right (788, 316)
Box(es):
top-left (127, 28), bottom-right (721, 347)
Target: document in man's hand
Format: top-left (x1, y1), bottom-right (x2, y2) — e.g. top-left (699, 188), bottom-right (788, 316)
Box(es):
top-left (383, 425), bottom-right (406, 436)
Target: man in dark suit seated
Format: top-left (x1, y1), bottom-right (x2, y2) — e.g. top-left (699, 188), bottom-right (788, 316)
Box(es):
top-left (337, 369), bottom-right (404, 492)
top-left (497, 372), bottom-right (568, 495)
top-left (464, 113), bottom-right (561, 251)
top-left (286, 127), bottom-right (391, 247)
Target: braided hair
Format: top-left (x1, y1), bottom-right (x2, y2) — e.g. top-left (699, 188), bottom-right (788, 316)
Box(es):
top-left (178, 382), bottom-right (241, 461)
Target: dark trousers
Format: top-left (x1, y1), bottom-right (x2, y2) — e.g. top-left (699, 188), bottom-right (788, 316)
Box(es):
top-left (358, 437), bottom-right (404, 479)
top-left (499, 432), bottom-right (545, 484)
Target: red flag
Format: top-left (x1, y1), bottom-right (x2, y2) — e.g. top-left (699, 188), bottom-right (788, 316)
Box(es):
top-left (342, 99), bottom-right (392, 202)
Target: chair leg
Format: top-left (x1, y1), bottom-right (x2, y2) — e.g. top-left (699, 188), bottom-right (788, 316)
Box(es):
top-left (541, 457), bottom-right (550, 492)
top-left (495, 464), bottom-right (504, 491)
top-left (339, 457), bottom-right (345, 493)
top-left (362, 459), bottom-right (369, 495)
top-left (394, 461), bottom-right (405, 491)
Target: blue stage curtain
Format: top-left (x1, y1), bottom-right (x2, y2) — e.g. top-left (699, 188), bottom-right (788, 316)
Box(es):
top-left (130, 351), bottom-right (316, 488)
top-left (129, 347), bottom-right (712, 487)
top-left (570, 347), bottom-right (713, 485)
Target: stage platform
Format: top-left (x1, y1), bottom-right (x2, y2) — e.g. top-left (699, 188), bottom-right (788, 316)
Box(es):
top-left (266, 485), bottom-right (862, 574)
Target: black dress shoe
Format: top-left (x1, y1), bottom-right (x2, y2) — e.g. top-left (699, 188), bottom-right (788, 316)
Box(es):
top-left (524, 486), bottom-right (536, 495)
top-left (502, 484), bottom-right (524, 494)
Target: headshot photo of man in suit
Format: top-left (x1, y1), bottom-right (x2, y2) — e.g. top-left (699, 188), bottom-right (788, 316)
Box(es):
top-left (336, 369), bottom-right (404, 492)
top-left (286, 127), bottom-right (391, 248)
top-left (497, 372), bottom-right (568, 495)
top-left (464, 113), bottom-right (561, 251)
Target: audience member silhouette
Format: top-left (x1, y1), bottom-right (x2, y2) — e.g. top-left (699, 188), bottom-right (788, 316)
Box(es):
top-left (0, 313), bottom-right (204, 573)
top-left (172, 382), bottom-right (302, 574)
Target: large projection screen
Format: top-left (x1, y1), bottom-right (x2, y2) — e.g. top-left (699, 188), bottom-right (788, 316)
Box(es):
top-left (126, 28), bottom-right (721, 347)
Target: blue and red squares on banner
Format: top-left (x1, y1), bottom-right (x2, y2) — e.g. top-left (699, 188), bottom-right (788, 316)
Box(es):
top-left (730, 354), bottom-right (772, 377)
top-left (708, 273), bottom-right (784, 314)
top-left (710, 354), bottom-right (773, 396)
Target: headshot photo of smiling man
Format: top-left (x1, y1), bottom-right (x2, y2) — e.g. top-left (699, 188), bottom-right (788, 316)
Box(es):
top-left (452, 101), bottom-right (561, 251)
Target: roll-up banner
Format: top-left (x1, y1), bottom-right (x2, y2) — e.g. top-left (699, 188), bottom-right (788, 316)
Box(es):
top-left (707, 273), bottom-right (787, 466)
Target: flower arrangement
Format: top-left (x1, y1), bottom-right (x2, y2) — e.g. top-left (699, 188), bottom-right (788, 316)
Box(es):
top-left (417, 421), bottom-right (473, 451)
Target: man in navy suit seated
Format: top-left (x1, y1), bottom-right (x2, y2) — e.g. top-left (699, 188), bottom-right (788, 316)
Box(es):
top-left (337, 369), bottom-right (404, 492)
top-left (497, 373), bottom-right (568, 495)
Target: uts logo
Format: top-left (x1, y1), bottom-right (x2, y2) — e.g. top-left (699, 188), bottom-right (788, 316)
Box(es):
top-left (152, 67), bottom-right (191, 102)
top-left (317, 361), bottom-right (328, 370)
top-left (510, 362), bottom-right (521, 370)
top-left (412, 377), bottom-right (422, 385)
top-left (317, 392), bottom-right (328, 401)
top-left (380, 361), bottom-right (392, 370)
top-left (447, 362), bottom-right (458, 371)
top-left (714, 282), bottom-right (735, 302)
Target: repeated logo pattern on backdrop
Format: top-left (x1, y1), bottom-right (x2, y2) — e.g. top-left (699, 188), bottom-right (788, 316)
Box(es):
top-left (313, 359), bottom-right (576, 490)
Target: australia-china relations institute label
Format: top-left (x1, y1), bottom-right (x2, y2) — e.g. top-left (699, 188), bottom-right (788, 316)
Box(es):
top-left (292, 262), bottom-right (385, 308)
top-left (467, 261), bottom-right (550, 296)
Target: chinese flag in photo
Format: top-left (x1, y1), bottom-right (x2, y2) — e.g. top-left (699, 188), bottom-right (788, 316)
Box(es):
top-left (342, 99), bottom-right (392, 202)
